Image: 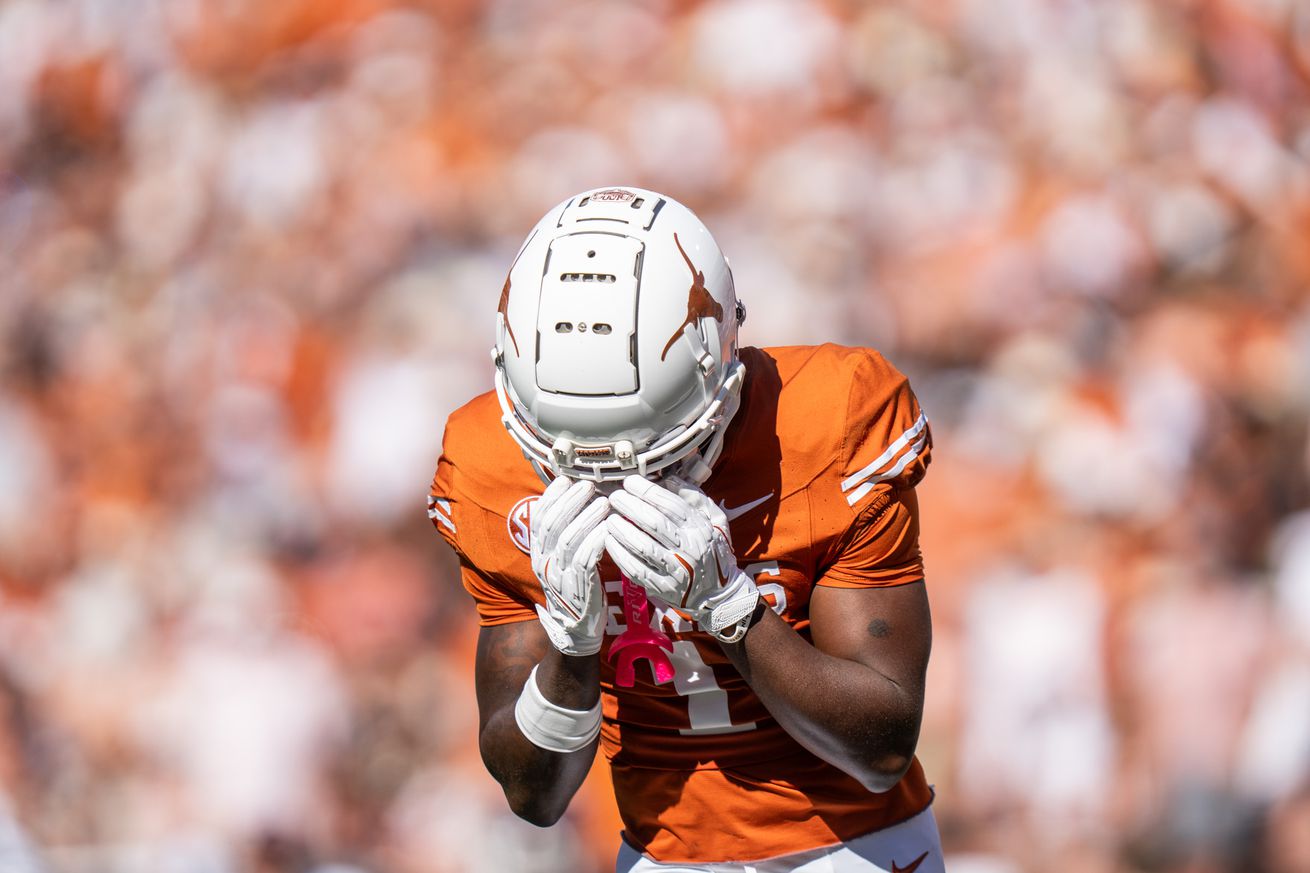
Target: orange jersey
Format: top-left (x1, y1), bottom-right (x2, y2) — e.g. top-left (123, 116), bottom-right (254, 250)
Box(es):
top-left (430, 344), bottom-right (934, 863)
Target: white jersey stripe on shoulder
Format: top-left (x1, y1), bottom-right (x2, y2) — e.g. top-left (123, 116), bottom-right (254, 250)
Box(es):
top-left (429, 510), bottom-right (456, 533)
top-left (841, 412), bottom-right (928, 493)
top-left (844, 433), bottom-right (929, 507)
top-left (427, 496), bottom-right (456, 533)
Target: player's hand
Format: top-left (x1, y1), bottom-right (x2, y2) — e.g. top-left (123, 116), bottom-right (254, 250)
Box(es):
top-left (531, 476), bottom-right (610, 656)
top-left (605, 474), bottom-right (761, 643)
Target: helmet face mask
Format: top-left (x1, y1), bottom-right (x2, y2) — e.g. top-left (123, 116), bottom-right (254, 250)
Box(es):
top-left (493, 187), bottom-right (745, 483)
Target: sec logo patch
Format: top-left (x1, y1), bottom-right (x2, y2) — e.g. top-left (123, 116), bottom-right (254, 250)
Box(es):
top-left (507, 496), bottom-right (537, 554)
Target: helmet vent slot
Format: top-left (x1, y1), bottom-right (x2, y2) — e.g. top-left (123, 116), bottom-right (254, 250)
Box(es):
top-left (554, 321), bottom-right (613, 334)
top-left (630, 198), bottom-right (645, 208)
top-left (560, 272), bottom-right (616, 283)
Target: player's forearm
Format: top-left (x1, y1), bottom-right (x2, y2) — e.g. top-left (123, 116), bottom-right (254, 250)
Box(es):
top-left (476, 634), bottom-right (601, 826)
top-left (720, 610), bottom-right (922, 793)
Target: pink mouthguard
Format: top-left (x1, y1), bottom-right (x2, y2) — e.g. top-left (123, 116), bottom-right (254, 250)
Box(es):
top-left (608, 576), bottom-right (675, 687)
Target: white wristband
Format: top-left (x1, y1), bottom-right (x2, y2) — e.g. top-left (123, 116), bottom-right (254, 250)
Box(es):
top-left (513, 665), bottom-right (602, 753)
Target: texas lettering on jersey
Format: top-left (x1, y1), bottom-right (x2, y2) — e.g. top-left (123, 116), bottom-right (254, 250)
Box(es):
top-left (429, 344), bottom-right (934, 863)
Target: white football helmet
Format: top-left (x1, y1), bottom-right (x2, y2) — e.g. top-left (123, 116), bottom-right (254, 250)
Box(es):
top-left (493, 186), bottom-right (746, 483)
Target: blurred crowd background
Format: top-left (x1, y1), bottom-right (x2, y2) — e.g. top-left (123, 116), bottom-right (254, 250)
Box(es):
top-left (2, 0), bottom-right (1310, 871)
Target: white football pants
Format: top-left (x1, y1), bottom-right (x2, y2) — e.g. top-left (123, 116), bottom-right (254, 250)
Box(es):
top-left (615, 805), bottom-right (945, 873)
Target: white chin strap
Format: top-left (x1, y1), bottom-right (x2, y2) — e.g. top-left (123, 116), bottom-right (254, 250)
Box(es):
top-left (673, 384), bottom-right (741, 486)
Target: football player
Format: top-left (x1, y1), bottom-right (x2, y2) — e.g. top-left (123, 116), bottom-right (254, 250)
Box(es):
top-left (429, 187), bottom-right (942, 872)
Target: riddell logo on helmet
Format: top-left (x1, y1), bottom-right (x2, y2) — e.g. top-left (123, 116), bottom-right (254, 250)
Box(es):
top-left (507, 496), bottom-right (536, 554)
top-left (590, 189), bottom-right (635, 202)
top-left (574, 446), bottom-right (613, 458)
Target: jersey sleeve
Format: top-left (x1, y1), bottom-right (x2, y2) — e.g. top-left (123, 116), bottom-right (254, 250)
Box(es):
top-left (818, 487), bottom-right (924, 588)
top-left (817, 349), bottom-right (932, 589)
top-left (456, 557), bottom-right (536, 626)
top-left (430, 442), bottom-right (538, 626)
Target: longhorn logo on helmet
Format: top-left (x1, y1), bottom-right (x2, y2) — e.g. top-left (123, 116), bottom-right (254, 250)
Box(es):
top-left (661, 232), bottom-right (725, 361)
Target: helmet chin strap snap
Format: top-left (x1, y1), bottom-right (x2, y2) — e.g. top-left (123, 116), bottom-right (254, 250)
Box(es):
top-left (615, 440), bottom-right (636, 467)
top-left (550, 436), bottom-right (574, 475)
top-left (677, 452), bottom-right (714, 486)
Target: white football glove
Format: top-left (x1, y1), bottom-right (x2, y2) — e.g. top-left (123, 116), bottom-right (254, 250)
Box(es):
top-left (531, 477), bottom-right (610, 656)
top-left (604, 474), bottom-right (761, 643)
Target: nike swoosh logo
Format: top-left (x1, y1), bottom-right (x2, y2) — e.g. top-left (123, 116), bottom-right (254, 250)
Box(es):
top-left (892, 850), bottom-right (930, 873)
top-left (720, 492), bottom-right (774, 521)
